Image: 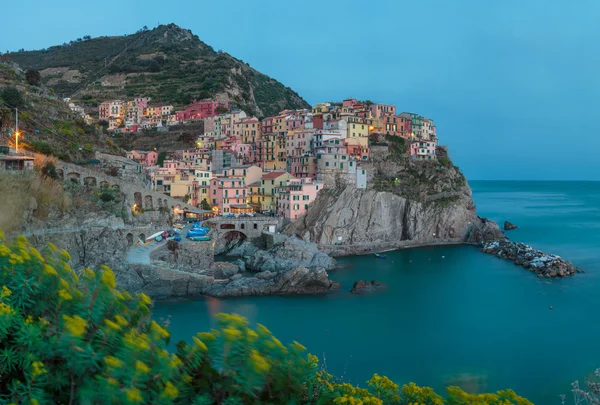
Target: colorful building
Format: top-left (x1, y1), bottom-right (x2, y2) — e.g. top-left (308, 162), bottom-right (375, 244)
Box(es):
top-left (410, 139), bottom-right (437, 161)
top-left (176, 99), bottom-right (228, 121)
top-left (277, 178), bottom-right (323, 221)
top-left (209, 177), bottom-right (250, 215)
top-left (249, 171), bottom-right (293, 212)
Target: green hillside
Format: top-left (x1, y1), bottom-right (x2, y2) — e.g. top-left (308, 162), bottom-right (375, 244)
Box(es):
top-left (9, 24), bottom-right (310, 117)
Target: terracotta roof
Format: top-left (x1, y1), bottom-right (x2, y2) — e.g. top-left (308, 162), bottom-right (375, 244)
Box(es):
top-left (262, 171), bottom-right (288, 180)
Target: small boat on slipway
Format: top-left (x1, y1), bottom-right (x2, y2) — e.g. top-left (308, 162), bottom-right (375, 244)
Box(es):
top-left (374, 253), bottom-right (387, 259)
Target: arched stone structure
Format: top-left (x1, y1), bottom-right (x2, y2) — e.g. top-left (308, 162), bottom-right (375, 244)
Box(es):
top-left (222, 230), bottom-right (247, 244)
top-left (99, 181), bottom-right (109, 188)
top-left (83, 177), bottom-right (97, 187)
top-left (134, 192), bottom-right (143, 207)
top-left (111, 184), bottom-right (120, 192)
top-left (139, 233), bottom-right (146, 242)
top-left (67, 172), bottom-right (80, 183)
top-left (144, 195), bottom-right (153, 210)
top-left (126, 233), bottom-right (134, 245)
top-left (57, 169), bottom-right (64, 179)
top-left (220, 223), bottom-right (235, 230)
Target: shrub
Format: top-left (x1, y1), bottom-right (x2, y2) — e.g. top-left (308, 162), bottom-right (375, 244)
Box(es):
top-left (26, 69), bottom-right (41, 86)
top-left (98, 189), bottom-right (116, 202)
top-left (0, 233), bottom-right (533, 405)
top-left (40, 162), bottom-right (58, 179)
top-left (29, 141), bottom-right (54, 156)
top-left (0, 87), bottom-right (24, 109)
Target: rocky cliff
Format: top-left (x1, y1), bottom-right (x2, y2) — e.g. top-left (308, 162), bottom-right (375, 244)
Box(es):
top-left (286, 142), bottom-right (503, 253)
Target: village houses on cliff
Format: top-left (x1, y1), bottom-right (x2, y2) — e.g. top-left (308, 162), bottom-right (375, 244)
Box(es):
top-left (106, 96), bottom-right (438, 221)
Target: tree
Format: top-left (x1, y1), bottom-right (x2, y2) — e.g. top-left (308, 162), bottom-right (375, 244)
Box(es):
top-left (216, 105), bottom-right (229, 114)
top-left (40, 162), bottom-right (59, 179)
top-left (200, 198), bottom-right (211, 211)
top-left (0, 233), bottom-right (533, 405)
top-left (26, 69), bottom-right (41, 86)
top-left (0, 87), bottom-right (24, 109)
top-left (157, 152), bottom-right (167, 167)
top-left (83, 35), bottom-right (91, 41)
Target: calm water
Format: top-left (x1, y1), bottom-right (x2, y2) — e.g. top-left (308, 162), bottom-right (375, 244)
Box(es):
top-left (153, 181), bottom-right (600, 404)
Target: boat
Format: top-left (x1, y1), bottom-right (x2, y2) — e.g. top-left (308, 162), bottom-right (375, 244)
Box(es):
top-left (155, 235), bottom-right (163, 242)
top-left (187, 229), bottom-right (208, 238)
top-left (172, 228), bottom-right (182, 234)
top-left (189, 236), bottom-right (211, 242)
top-left (145, 231), bottom-right (163, 242)
top-left (374, 253), bottom-right (387, 259)
top-left (173, 224), bottom-right (184, 230)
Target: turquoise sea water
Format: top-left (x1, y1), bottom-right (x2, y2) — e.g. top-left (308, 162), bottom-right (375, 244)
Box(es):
top-left (153, 181), bottom-right (600, 404)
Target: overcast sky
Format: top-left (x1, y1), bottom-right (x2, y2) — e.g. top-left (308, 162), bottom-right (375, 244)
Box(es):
top-left (1, 0), bottom-right (599, 180)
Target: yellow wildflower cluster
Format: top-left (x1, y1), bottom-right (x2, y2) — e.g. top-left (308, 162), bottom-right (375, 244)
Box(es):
top-left (290, 341), bottom-right (306, 352)
top-left (0, 245), bottom-right (10, 257)
top-left (223, 327), bottom-right (242, 342)
top-left (29, 247), bottom-right (44, 263)
top-left (135, 360), bottom-right (150, 374)
top-left (104, 356), bottom-right (123, 369)
top-left (83, 268), bottom-right (95, 279)
top-left (271, 336), bottom-right (286, 352)
top-left (197, 332), bottom-right (215, 341)
top-left (58, 289), bottom-right (72, 301)
top-left (257, 323), bottom-right (271, 335)
top-left (123, 330), bottom-right (150, 351)
top-left (107, 378), bottom-right (119, 386)
top-left (162, 381), bottom-right (179, 399)
top-left (47, 242), bottom-right (58, 252)
top-left (60, 249), bottom-right (71, 261)
top-left (150, 320), bottom-right (170, 339)
top-left (0, 302), bottom-right (14, 316)
top-left (1, 285), bottom-right (11, 298)
top-left (402, 383), bottom-right (444, 405)
top-left (25, 315), bottom-right (33, 324)
top-left (169, 354), bottom-right (182, 368)
top-left (43, 264), bottom-right (57, 276)
top-left (31, 361), bottom-right (46, 377)
top-left (307, 354), bottom-right (319, 364)
top-left (104, 319), bottom-right (120, 330)
top-left (62, 315), bottom-right (87, 337)
top-left (8, 253), bottom-right (24, 265)
top-left (138, 293), bottom-right (152, 305)
top-left (125, 388), bottom-right (143, 403)
top-left (100, 266), bottom-right (116, 289)
top-left (115, 315), bottom-right (128, 326)
top-left (215, 313), bottom-right (248, 326)
top-left (192, 337), bottom-right (207, 351)
top-left (249, 349), bottom-right (271, 373)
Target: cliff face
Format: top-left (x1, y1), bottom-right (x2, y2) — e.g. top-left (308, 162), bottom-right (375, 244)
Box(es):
top-left (286, 144), bottom-right (502, 252)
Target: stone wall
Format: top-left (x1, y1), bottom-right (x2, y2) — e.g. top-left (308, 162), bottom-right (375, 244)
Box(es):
top-left (149, 241), bottom-right (214, 273)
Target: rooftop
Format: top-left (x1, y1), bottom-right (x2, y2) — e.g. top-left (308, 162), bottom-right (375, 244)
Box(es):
top-left (262, 171), bottom-right (289, 180)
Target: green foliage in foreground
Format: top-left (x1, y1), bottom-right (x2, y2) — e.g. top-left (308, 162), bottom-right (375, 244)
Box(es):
top-left (0, 231), bottom-right (533, 405)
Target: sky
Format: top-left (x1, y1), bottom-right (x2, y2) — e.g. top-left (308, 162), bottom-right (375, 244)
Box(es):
top-left (1, 0), bottom-right (599, 180)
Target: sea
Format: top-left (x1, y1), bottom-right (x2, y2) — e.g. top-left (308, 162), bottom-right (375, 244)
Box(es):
top-left (153, 181), bottom-right (600, 404)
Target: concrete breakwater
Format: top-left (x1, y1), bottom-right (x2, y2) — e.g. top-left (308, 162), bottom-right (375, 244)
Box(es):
top-left (482, 239), bottom-right (581, 278)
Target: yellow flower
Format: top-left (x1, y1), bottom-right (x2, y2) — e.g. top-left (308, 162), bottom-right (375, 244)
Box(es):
top-left (100, 266), bottom-right (116, 289)
top-left (169, 354), bottom-right (182, 368)
top-left (138, 293), bottom-right (151, 305)
top-left (31, 361), bottom-right (46, 377)
top-left (307, 354), bottom-right (319, 364)
top-left (31, 400), bottom-right (39, 405)
top-left (123, 330), bottom-right (150, 351)
top-left (162, 381), bottom-right (179, 399)
top-left (223, 327), bottom-right (242, 342)
top-left (150, 320), bottom-right (170, 339)
top-left (83, 268), bottom-right (95, 279)
top-left (18, 249), bottom-right (31, 261)
top-left (122, 291), bottom-right (132, 300)
top-left (59, 278), bottom-right (70, 289)
top-left (47, 242), bottom-right (58, 252)
top-left (271, 336), bottom-right (286, 352)
top-left (9, 253), bottom-right (24, 265)
top-left (249, 349), bottom-right (270, 373)
top-left (60, 249), bottom-right (71, 261)
top-left (62, 315), bottom-right (87, 337)
top-left (29, 247), bottom-right (44, 263)
top-left (0, 245), bottom-right (10, 257)
top-left (291, 341), bottom-right (306, 352)
top-left (104, 356), bottom-right (122, 369)
top-left (43, 264), bottom-right (57, 276)
top-left (257, 323), bottom-right (271, 335)
top-left (125, 388), bottom-right (143, 403)
top-left (197, 332), bottom-right (215, 341)
top-left (0, 229), bottom-right (4, 241)
top-left (25, 315), bottom-right (33, 325)
top-left (115, 315), bottom-right (128, 326)
top-left (59, 289), bottom-right (72, 301)
top-left (104, 319), bottom-right (120, 330)
top-left (192, 337), bottom-right (207, 351)
top-left (16, 235), bottom-right (28, 245)
top-left (38, 317), bottom-right (50, 327)
top-left (0, 302), bottom-right (14, 316)
top-left (135, 360), bottom-right (150, 374)
top-left (246, 328), bottom-right (258, 341)
top-left (1, 286), bottom-right (11, 298)
top-left (107, 378), bottom-right (119, 386)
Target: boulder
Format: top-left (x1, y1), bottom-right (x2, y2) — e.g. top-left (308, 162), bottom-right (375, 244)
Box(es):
top-left (234, 259), bottom-right (246, 272)
top-left (504, 221), bottom-right (518, 231)
top-left (245, 236), bottom-right (336, 272)
top-left (350, 280), bottom-right (382, 294)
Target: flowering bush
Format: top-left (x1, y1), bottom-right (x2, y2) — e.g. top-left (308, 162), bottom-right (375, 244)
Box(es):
top-left (0, 230), bottom-right (532, 404)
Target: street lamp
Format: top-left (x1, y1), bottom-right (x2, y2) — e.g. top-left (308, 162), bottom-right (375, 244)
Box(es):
top-left (14, 131), bottom-right (20, 153)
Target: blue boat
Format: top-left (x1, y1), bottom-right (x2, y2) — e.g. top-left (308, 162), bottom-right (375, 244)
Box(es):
top-left (187, 229), bottom-right (209, 238)
top-left (374, 253), bottom-right (386, 259)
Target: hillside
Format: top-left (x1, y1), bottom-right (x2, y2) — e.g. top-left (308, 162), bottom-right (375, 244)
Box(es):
top-left (0, 62), bottom-right (123, 161)
top-left (8, 24), bottom-right (310, 117)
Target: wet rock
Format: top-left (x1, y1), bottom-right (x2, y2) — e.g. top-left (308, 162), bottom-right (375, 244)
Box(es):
top-left (504, 221), bottom-right (518, 231)
top-left (245, 236), bottom-right (337, 272)
top-left (350, 280), bottom-right (382, 294)
top-left (482, 239), bottom-right (579, 278)
top-left (234, 259), bottom-right (246, 272)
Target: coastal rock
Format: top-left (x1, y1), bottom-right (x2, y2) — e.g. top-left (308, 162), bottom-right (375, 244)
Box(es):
top-left (245, 236), bottom-right (337, 272)
top-left (481, 239), bottom-right (579, 278)
top-left (227, 241), bottom-right (259, 257)
top-left (214, 262), bottom-right (239, 279)
top-left (350, 280), bottom-right (382, 294)
top-left (202, 266), bottom-right (340, 297)
top-left (286, 181), bottom-right (503, 254)
top-left (504, 221), bottom-right (518, 231)
top-left (234, 259), bottom-right (246, 272)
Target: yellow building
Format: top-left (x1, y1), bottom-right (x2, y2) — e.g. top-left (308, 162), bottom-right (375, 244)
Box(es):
top-left (194, 170), bottom-right (213, 205)
top-left (312, 103), bottom-right (329, 114)
top-left (249, 171), bottom-right (293, 212)
top-left (169, 174), bottom-right (196, 199)
top-left (241, 117), bottom-right (262, 144)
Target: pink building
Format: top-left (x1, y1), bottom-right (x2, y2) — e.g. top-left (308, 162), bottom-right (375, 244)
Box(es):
top-left (127, 150), bottom-right (158, 166)
top-left (176, 99), bottom-right (228, 121)
top-left (343, 98), bottom-right (358, 107)
top-left (410, 139), bottom-right (437, 161)
top-left (261, 116), bottom-right (274, 134)
top-left (209, 177), bottom-right (249, 215)
top-left (133, 97), bottom-right (149, 108)
top-left (277, 178), bottom-right (323, 221)
top-left (286, 115), bottom-right (305, 131)
top-left (289, 155), bottom-right (316, 179)
top-left (369, 103), bottom-right (397, 118)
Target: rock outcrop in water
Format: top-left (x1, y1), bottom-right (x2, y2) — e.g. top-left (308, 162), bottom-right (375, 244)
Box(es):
top-left (285, 147), bottom-right (503, 254)
top-left (350, 280), bottom-right (382, 294)
top-left (504, 221), bottom-right (518, 231)
top-left (482, 239), bottom-right (579, 277)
